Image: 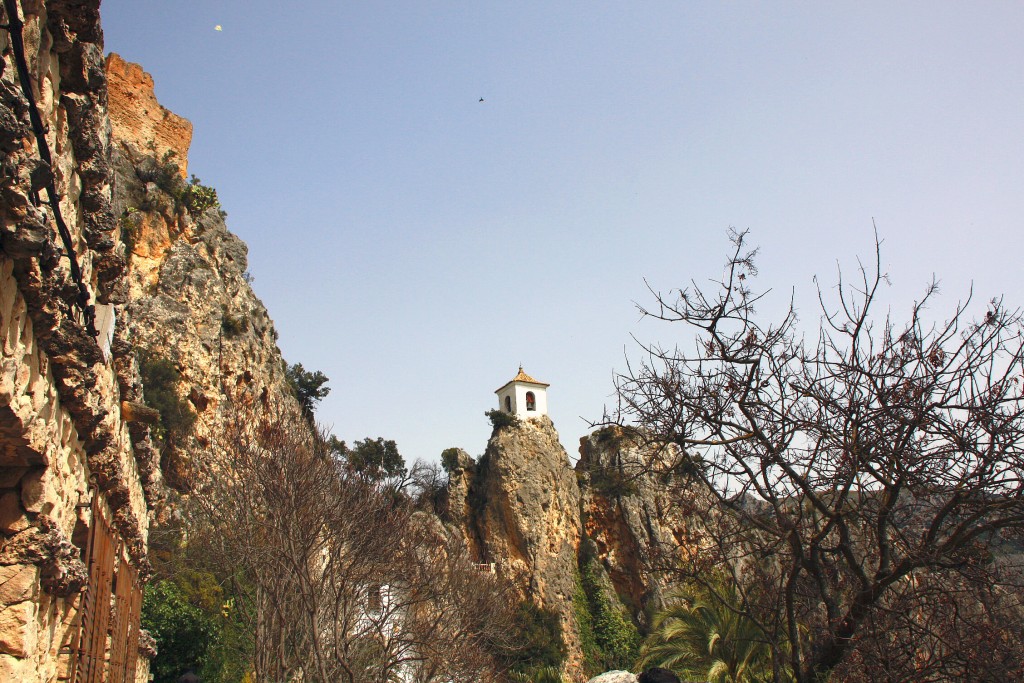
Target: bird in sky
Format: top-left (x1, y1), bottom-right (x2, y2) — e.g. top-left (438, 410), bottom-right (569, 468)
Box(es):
top-left (479, 97), bottom-right (484, 102)
top-left (215, 25), bottom-right (223, 31)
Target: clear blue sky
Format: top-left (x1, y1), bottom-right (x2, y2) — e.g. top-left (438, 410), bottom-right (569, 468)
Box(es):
top-left (102, 1), bottom-right (1024, 462)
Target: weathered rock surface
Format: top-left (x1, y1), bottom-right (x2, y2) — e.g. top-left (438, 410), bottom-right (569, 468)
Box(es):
top-left (576, 427), bottom-right (705, 626)
top-left (587, 671), bottom-right (638, 683)
top-left (106, 54), bottom-right (193, 174)
top-left (448, 421), bottom-right (706, 679)
top-left (0, 3), bottom-right (154, 680)
top-left (105, 55), bottom-right (298, 492)
top-left (460, 416), bottom-right (585, 677)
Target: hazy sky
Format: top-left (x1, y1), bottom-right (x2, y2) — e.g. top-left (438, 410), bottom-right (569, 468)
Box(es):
top-left (101, 1), bottom-right (1024, 463)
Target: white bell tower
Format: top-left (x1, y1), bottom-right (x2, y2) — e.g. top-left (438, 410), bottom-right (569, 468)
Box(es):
top-left (495, 367), bottom-right (549, 419)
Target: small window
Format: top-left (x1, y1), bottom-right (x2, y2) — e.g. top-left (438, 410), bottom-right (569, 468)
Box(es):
top-left (526, 392), bottom-right (536, 411)
top-left (505, 396), bottom-right (512, 412)
top-left (367, 584), bottom-right (382, 613)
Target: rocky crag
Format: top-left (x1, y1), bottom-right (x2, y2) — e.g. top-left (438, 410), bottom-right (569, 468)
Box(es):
top-left (576, 427), bottom-right (705, 628)
top-left (449, 418), bottom-right (703, 680)
top-left (105, 54), bottom-right (298, 492)
top-left (458, 416), bottom-right (585, 676)
top-left (0, 0), bottom-right (302, 674)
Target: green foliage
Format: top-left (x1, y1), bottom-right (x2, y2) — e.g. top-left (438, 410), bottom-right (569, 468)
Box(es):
top-left (509, 666), bottom-right (568, 683)
top-left (466, 452), bottom-right (491, 519)
top-left (343, 437), bottom-right (407, 480)
top-left (153, 151), bottom-right (186, 197)
top-left (501, 601), bottom-right (566, 676)
top-left (573, 568), bottom-right (601, 676)
top-left (286, 362), bottom-right (330, 417)
top-left (144, 521), bottom-right (253, 683)
top-left (486, 408), bottom-right (520, 430)
top-left (137, 152), bottom-right (224, 218)
top-left (640, 583), bottom-right (777, 683)
top-left (143, 574), bottom-right (253, 683)
top-left (138, 352), bottom-right (196, 446)
top-left (120, 207), bottom-right (142, 254)
top-left (585, 460), bottom-right (639, 498)
top-left (181, 174), bottom-right (221, 216)
top-left (440, 447), bottom-right (463, 473)
top-left (143, 579), bottom-right (217, 683)
top-left (577, 547), bottom-right (641, 673)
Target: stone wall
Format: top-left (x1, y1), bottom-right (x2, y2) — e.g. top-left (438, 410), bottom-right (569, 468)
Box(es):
top-left (0, 257), bottom-right (90, 679)
top-left (0, 1), bottom-right (154, 680)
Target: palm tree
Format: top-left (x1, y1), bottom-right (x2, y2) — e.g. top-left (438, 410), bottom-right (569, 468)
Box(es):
top-left (639, 586), bottom-right (777, 683)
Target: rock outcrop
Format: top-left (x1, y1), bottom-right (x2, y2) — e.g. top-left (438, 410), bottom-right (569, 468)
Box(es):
top-left (454, 416), bottom-right (585, 677)
top-left (449, 420), bottom-right (705, 680)
top-left (576, 427), bottom-right (705, 627)
top-left (0, 2), bottom-right (155, 680)
top-left (106, 55), bottom-right (298, 491)
top-left (106, 53), bottom-right (193, 176)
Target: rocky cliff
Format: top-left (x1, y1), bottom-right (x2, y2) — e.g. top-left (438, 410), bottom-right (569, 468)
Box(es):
top-left (576, 427), bottom-right (705, 626)
top-left (105, 54), bottom-right (298, 492)
top-left (0, 2), bottom-right (156, 678)
top-left (449, 418), bottom-right (703, 680)
top-left (456, 416), bottom-right (585, 676)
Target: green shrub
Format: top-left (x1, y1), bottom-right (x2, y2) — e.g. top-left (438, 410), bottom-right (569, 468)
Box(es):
top-left (573, 567), bottom-right (601, 676)
top-left (143, 580), bottom-right (216, 683)
top-left (577, 542), bottom-right (641, 673)
top-left (139, 352), bottom-right (196, 446)
top-left (486, 408), bottom-right (520, 430)
top-left (586, 461), bottom-right (639, 498)
top-left (120, 207), bottom-right (142, 254)
top-left (285, 362), bottom-right (330, 417)
top-left (501, 601), bottom-right (566, 675)
top-left (181, 175), bottom-right (221, 216)
top-left (345, 437), bottom-right (407, 480)
top-left (440, 447), bottom-right (463, 472)
top-left (142, 574), bottom-right (252, 683)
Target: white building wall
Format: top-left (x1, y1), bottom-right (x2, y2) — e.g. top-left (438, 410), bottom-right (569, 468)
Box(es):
top-left (496, 382), bottom-right (548, 419)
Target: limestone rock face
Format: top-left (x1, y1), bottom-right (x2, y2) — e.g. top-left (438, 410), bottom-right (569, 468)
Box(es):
top-left (447, 420), bottom-right (707, 678)
top-left (465, 416), bottom-right (585, 677)
top-left (106, 56), bottom-right (298, 491)
top-left (587, 671), bottom-right (638, 683)
top-left (0, 4), bottom-right (154, 679)
top-left (576, 428), bottom-right (705, 625)
top-left (443, 447), bottom-right (476, 540)
top-left (106, 54), bottom-right (193, 175)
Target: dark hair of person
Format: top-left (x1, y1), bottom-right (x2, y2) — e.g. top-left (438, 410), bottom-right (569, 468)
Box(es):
top-left (637, 668), bottom-right (681, 683)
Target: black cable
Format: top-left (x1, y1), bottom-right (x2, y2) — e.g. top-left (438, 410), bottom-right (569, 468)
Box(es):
top-left (2, 0), bottom-right (97, 337)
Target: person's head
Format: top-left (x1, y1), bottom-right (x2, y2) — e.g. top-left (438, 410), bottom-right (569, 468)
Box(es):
top-left (637, 668), bottom-right (681, 683)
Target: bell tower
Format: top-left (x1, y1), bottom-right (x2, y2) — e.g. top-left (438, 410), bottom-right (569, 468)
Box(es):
top-left (495, 366), bottom-right (549, 419)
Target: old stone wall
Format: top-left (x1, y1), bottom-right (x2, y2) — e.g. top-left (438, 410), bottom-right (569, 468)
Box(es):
top-left (0, 256), bottom-right (91, 680)
top-left (0, 1), bottom-right (154, 681)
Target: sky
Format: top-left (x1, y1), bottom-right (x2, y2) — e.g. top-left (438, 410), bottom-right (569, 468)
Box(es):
top-left (100, 1), bottom-right (1024, 463)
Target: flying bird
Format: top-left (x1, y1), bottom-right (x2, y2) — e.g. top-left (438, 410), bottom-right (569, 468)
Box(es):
top-left (215, 25), bottom-right (223, 31)
top-left (479, 97), bottom-right (484, 102)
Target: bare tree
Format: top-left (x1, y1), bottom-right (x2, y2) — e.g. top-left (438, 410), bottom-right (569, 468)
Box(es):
top-left (189, 409), bottom-right (512, 683)
top-left (609, 230), bottom-right (1024, 681)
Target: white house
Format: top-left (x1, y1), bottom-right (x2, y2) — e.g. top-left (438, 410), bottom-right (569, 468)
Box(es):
top-left (495, 366), bottom-right (549, 419)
